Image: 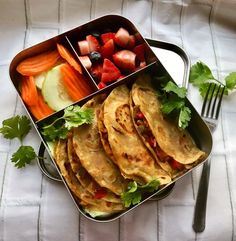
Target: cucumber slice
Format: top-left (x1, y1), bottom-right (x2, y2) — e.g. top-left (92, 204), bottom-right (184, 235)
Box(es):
top-left (42, 64), bottom-right (73, 111)
top-left (34, 71), bottom-right (46, 89)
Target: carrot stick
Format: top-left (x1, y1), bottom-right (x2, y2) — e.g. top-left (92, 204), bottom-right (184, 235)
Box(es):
top-left (16, 50), bottom-right (61, 76)
top-left (57, 43), bottom-right (82, 74)
top-left (21, 76), bottom-right (38, 106)
top-left (60, 64), bottom-right (83, 101)
top-left (28, 91), bottom-right (54, 120)
top-left (61, 63), bottom-right (92, 94)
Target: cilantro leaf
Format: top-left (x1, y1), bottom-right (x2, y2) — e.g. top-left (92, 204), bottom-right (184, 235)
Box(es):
top-left (42, 105), bottom-right (94, 142)
top-left (42, 124), bottom-right (68, 142)
top-left (11, 145), bottom-right (36, 168)
top-left (0, 115), bottom-right (31, 142)
top-left (121, 179), bottom-right (160, 208)
top-left (163, 81), bottom-right (187, 98)
top-left (189, 61), bottom-right (216, 86)
top-left (161, 98), bottom-right (185, 115)
top-left (225, 72), bottom-right (236, 90)
top-left (179, 106), bottom-right (191, 129)
top-left (160, 81), bottom-right (190, 129)
top-left (190, 62), bottom-right (235, 100)
top-left (63, 106), bottom-right (94, 129)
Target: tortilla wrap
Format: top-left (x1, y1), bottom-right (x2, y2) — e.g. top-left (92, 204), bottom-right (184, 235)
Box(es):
top-left (101, 84), bottom-right (171, 185)
top-left (53, 139), bottom-right (125, 212)
top-left (72, 95), bottom-right (128, 196)
top-left (67, 135), bottom-right (122, 203)
top-left (130, 75), bottom-right (206, 176)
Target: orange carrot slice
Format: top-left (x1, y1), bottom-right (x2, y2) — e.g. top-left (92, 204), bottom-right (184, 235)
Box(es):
top-left (16, 50), bottom-right (61, 76)
top-left (57, 43), bottom-right (82, 74)
top-left (60, 63), bottom-right (92, 102)
top-left (21, 76), bottom-right (38, 106)
top-left (60, 64), bottom-right (83, 101)
top-left (28, 91), bottom-right (54, 120)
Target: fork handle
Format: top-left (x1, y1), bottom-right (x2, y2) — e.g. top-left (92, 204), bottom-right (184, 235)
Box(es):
top-left (192, 159), bottom-right (211, 232)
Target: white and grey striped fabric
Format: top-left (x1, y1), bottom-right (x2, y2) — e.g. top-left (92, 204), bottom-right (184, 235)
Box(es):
top-left (0, 1), bottom-right (236, 240)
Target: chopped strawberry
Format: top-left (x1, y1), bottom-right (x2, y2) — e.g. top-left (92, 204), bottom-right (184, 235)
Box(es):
top-left (136, 60), bottom-right (147, 71)
top-left (97, 81), bottom-right (107, 89)
top-left (78, 56), bottom-right (92, 69)
top-left (90, 63), bottom-right (103, 81)
top-left (78, 40), bottom-right (90, 55)
top-left (133, 44), bottom-right (145, 61)
top-left (114, 27), bottom-right (130, 48)
top-left (101, 58), bottom-right (121, 83)
top-left (139, 61), bottom-right (146, 68)
top-left (169, 159), bottom-right (184, 171)
top-left (100, 32), bottom-right (115, 45)
top-left (112, 50), bottom-right (136, 72)
top-left (127, 35), bottom-right (136, 49)
top-left (118, 74), bottom-right (125, 80)
top-left (100, 39), bottom-right (115, 59)
top-left (86, 35), bottom-right (100, 52)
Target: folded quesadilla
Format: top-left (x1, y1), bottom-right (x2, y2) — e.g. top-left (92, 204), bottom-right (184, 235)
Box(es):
top-left (67, 135), bottom-right (122, 203)
top-left (54, 139), bottom-right (125, 213)
top-left (100, 84), bottom-right (171, 185)
top-left (72, 95), bottom-right (128, 196)
top-left (130, 75), bottom-right (206, 177)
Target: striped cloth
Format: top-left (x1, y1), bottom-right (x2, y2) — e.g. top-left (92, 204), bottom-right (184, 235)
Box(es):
top-left (0, 0), bottom-right (236, 241)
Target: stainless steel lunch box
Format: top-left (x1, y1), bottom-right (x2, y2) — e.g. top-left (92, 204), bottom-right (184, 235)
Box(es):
top-left (9, 15), bottom-right (213, 222)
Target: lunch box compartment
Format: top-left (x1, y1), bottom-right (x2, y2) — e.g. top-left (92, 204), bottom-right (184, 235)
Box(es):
top-left (65, 15), bottom-right (157, 85)
top-left (9, 37), bottom-right (98, 122)
top-left (35, 62), bottom-right (212, 222)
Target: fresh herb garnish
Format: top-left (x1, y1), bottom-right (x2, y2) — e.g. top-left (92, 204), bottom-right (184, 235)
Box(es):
top-left (121, 179), bottom-right (160, 208)
top-left (0, 115), bottom-right (31, 141)
top-left (190, 61), bottom-right (236, 98)
top-left (42, 105), bottom-right (94, 141)
top-left (0, 115), bottom-right (37, 168)
top-left (160, 81), bottom-right (191, 129)
top-left (11, 145), bottom-right (37, 168)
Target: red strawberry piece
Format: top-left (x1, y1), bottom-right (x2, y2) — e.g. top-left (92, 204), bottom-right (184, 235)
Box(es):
top-left (86, 35), bottom-right (100, 52)
top-left (118, 74), bottom-right (125, 80)
top-left (90, 63), bottom-right (103, 81)
top-left (97, 81), bottom-right (107, 89)
top-left (100, 32), bottom-right (115, 45)
top-left (136, 60), bottom-right (147, 71)
top-left (139, 60), bottom-right (146, 68)
top-left (133, 43), bottom-right (145, 61)
top-left (126, 35), bottom-right (136, 49)
top-left (78, 40), bottom-right (90, 55)
top-left (101, 58), bottom-right (121, 83)
top-left (78, 56), bottom-right (92, 69)
top-left (100, 39), bottom-right (115, 59)
top-left (114, 27), bottom-right (130, 48)
top-left (112, 50), bottom-right (136, 72)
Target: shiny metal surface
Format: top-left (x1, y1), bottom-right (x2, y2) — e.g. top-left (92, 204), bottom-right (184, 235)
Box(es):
top-left (9, 15), bottom-right (213, 222)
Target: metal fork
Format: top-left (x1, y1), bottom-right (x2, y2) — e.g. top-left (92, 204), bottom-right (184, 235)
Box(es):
top-left (192, 82), bottom-right (225, 232)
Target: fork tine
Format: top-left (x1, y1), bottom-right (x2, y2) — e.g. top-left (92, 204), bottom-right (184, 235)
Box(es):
top-left (210, 84), bottom-right (221, 118)
top-left (206, 83), bottom-right (216, 117)
top-left (215, 85), bottom-right (225, 119)
top-left (201, 83), bottom-right (213, 116)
